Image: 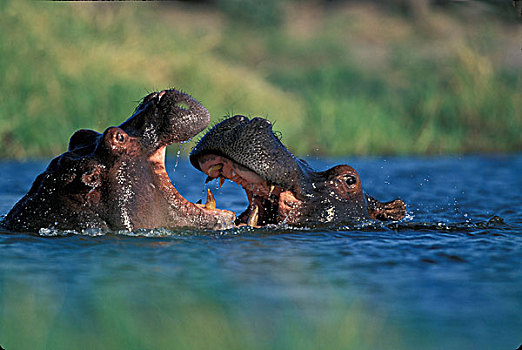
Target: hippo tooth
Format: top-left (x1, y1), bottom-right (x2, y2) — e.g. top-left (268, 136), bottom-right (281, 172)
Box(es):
top-left (247, 204), bottom-right (259, 227)
top-left (219, 176), bottom-right (225, 188)
top-left (268, 184), bottom-right (275, 197)
top-left (205, 188), bottom-right (216, 210)
top-left (208, 164), bottom-right (223, 174)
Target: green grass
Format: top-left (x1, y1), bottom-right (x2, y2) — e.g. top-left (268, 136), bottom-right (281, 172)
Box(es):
top-left (0, 0), bottom-right (304, 158)
top-left (0, 279), bottom-right (404, 350)
top-left (0, 0), bottom-right (520, 158)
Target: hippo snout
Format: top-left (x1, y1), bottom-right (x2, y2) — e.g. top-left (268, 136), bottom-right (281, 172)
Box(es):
top-left (190, 116), bottom-right (407, 227)
top-left (3, 89), bottom-right (235, 232)
top-left (117, 89), bottom-right (210, 154)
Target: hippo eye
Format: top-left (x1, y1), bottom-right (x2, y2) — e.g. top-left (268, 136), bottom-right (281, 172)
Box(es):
top-left (344, 175), bottom-right (357, 186)
top-left (116, 132), bottom-right (125, 143)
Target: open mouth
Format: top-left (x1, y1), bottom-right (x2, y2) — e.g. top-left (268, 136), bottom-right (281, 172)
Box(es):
top-left (145, 146), bottom-right (237, 229)
top-left (188, 115), bottom-right (309, 227)
top-left (196, 153), bottom-right (302, 227)
top-left (138, 90), bottom-right (235, 227)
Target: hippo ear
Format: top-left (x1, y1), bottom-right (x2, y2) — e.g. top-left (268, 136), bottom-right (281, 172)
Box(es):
top-left (366, 195), bottom-right (406, 221)
top-left (69, 129), bottom-right (100, 153)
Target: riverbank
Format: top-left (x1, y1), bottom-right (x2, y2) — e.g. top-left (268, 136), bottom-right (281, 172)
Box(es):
top-left (1, 0), bottom-right (520, 158)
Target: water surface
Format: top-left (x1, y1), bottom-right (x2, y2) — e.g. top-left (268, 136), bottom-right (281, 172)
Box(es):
top-left (1, 155), bottom-right (521, 349)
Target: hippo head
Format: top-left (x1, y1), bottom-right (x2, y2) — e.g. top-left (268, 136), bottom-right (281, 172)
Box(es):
top-left (4, 89), bottom-right (235, 232)
top-left (190, 115), bottom-right (406, 227)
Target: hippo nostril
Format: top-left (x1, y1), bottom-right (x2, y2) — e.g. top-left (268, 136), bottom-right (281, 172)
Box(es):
top-left (175, 101), bottom-right (190, 111)
top-left (234, 115), bottom-right (248, 122)
top-left (250, 117), bottom-right (273, 129)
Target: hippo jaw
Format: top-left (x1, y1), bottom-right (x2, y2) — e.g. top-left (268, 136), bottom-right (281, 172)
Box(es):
top-left (195, 154), bottom-right (371, 226)
top-left (190, 115), bottom-right (313, 226)
top-left (196, 153), bottom-right (293, 226)
top-left (190, 116), bottom-right (406, 227)
top-left (4, 89), bottom-right (235, 233)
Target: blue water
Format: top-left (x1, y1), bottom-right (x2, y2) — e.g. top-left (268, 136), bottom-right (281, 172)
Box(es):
top-left (1, 155), bottom-right (521, 349)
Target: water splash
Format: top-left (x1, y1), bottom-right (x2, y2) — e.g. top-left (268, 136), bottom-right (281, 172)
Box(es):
top-left (172, 142), bottom-right (184, 173)
top-left (116, 161), bottom-right (133, 231)
top-left (38, 227), bottom-right (105, 237)
top-left (172, 140), bottom-right (191, 173)
top-left (28, 215), bottom-right (507, 238)
top-left (385, 215), bottom-right (506, 233)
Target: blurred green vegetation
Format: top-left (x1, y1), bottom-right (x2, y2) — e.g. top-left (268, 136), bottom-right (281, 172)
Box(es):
top-left (0, 0), bottom-right (520, 158)
top-left (0, 279), bottom-right (404, 350)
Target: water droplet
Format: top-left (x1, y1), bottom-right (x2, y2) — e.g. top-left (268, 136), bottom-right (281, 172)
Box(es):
top-left (172, 142), bottom-right (184, 172)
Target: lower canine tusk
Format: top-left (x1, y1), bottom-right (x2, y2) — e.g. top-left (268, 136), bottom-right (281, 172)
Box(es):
top-left (208, 164), bottom-right (223, 175)
top-left (247, 204), bottom-right (259, 227)
top-left (205, 188), bottom-right (216, 210)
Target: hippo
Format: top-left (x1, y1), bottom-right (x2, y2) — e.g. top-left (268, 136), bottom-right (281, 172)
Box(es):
top-left (3, 89), bottom-right (235, 233)
top-left (190, 115), bottom-right (406, 227)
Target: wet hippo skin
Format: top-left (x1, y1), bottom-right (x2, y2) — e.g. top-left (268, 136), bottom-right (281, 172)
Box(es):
top-left (3, 89), bottom-right (235, 232)
top-left (190, 115), bottom-right (406, 227)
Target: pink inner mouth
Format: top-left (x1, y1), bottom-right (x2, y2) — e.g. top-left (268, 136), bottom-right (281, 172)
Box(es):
top-left (147, 147), bottom-right (236, 226)
top-left (197, 154), bottom-right (302, 226)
